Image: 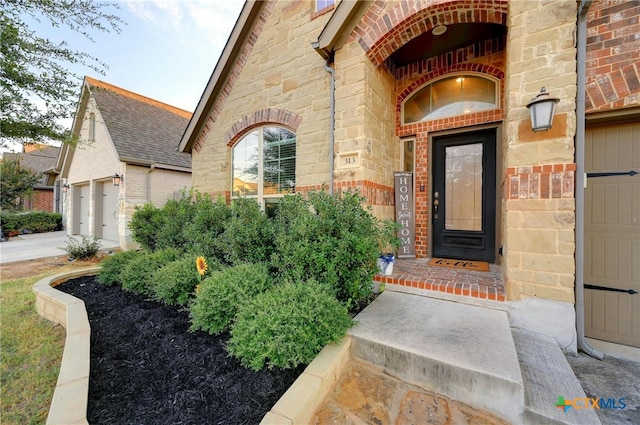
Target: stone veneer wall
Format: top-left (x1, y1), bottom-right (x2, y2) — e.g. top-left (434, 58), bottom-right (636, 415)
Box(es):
top-left (503, 0), bottom-right (578, 302)
top-left (191, 1), bottom-right (334, 197)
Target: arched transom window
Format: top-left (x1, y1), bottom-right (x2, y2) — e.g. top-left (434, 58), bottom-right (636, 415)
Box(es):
top-left (232, 126), bottom-right (296, 214)
top-left (403, 74), bottom-right (498, 124)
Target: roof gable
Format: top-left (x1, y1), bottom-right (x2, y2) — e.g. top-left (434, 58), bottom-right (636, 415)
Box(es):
top-left (84, 77), bottom-right (193, 169)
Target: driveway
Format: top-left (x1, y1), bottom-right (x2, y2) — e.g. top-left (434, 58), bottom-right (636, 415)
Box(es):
top-left (0, 231), bottom-right (120, 264)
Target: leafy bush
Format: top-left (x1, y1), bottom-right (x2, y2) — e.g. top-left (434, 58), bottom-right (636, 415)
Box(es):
top-left (150, 255), bottom-right (216, 306)
top-left (120, 248), bottom-right (181, 294)
top-left (154, 194), bottom-right (198, 252)
top-left (271, 191), bottom-right (379, 304)
top-left (217, 198), bottom-right (274, 265)
top-left (128, 203), bottom-right (161, 251)
top-left (97, 250), bottom-right (143, 286)
top-left (0, 211), bottom-right (62, 234)
top-left (183, 194), bottom-right (231, 259)
top-left (227, 281), bottom-right (355, 370)
top-left (190, 263), bottom-right (273, 335)
top-left (63, 236), bottom-right (102, 260)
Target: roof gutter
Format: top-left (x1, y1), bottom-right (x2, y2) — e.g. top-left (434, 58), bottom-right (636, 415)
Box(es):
top-left (177, 1), bottom-right (264, 153)
top-left (311, 0), bottom-right (371, 58)
top-left (575, 0), bottom-right (604, 360)
top-left (119, 157), bottom-right (191, 173)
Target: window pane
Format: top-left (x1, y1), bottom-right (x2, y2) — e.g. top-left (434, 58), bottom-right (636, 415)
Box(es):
top-left (316, 0), bottom-right (334, 12)
top-left (263, 127), bottom-right (296, 195)
top-left (232, 130), bottom-right (259, 196)
top-left (445, 143), bottom-right (483, 231)
top-left (404, 75), bottom-right (497, 124)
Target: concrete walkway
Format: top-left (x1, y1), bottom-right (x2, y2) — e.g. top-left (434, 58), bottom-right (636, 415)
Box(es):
top-left (0, 231), bottom-right (119, 264)
top-left (313, 290), bottom-right (638, 424)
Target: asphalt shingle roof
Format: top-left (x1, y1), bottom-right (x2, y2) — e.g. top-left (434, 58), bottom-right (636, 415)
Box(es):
top-left (86, 77), bottom-right (192, 170)
top-left (3, 145), bottom-right (60, 185)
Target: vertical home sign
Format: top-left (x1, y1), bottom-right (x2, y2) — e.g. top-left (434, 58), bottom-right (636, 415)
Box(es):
top-left (394, 172), bottom-right (416, 258)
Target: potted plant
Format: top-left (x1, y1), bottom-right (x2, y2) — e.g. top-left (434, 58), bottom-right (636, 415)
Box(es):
top-left (376, 218), bottom-right (401, 276)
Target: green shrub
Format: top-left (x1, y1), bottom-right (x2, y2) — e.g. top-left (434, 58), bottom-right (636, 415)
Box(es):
top-left (227, 281), bottom-right (355, 370)
top-left (150, 255), bottom-right (219, 306)
top-left (189, 263), bottom-right (273, 335)
top-left (271, 191), bottom-right (379, 304)
top-left (1, 211), bottom-right (62, 235)
top-left (183, 194), bottom-right (231, 259)
top-left (154, 194), bottom-right (197, 252)
top-left (120, 248), bottom-right (181, 295)
top-left (129, 203), bottom-right (161, 251)
top-left (63, 236), bottom-right (102, 260)
top-left (97, 250), bottom-right (143, 286)
top-left (218, 198), bottom-right (274, 265)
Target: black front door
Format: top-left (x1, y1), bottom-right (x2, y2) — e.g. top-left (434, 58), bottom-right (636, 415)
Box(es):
top-left (432, 130), bottom-right (496, 262)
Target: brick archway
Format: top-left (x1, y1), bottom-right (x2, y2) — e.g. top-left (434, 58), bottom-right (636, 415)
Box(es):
top-left (354, 0), bottom-right (509, 66)
top-left (224, 108), bottom-right (303, 147)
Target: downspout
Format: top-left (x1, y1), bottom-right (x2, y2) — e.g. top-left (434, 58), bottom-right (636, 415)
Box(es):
top-left (575, 0), bottom-right (604, 360)
top-left (147, 163), bottom-right (156, 203)
top-left (323, 55), bottom-right (335, 196)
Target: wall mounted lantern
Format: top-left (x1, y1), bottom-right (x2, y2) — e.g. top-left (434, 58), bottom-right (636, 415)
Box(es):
top-left (112, 173), bottom-right (123, 187)
top-left (62, 183), bottom-right (70, 193)
top-left (526, 87), bottom-right (559, 131)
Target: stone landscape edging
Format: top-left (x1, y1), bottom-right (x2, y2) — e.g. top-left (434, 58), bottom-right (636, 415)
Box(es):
top-left (260, 337), bottom-right (351, 424)
top-left (33, 266), bottom-right (351, 425)
top-left (33, 267), bottom-right (101, 425)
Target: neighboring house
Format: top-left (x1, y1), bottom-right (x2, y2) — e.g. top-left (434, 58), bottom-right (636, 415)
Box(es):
top-left (178, 1), bottom-right (639, 355)
top-left (56, 77), bottom-right (192, 249)
top-left (2, 144), bottom-right (61, 212)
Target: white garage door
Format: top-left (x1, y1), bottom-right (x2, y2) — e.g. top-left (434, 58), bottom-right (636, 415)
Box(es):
top-left (79, 184), bottom-right (90, 236)
top-left (585, 122), bottom-right (640, 348)
top-left (100, 182), bottom-right (119, 241)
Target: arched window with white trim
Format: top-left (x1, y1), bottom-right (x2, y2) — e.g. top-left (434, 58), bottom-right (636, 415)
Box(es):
top-left (403, 74), bottom-right (498, 124)
top-left (232, 126), bottom-right (296, 216)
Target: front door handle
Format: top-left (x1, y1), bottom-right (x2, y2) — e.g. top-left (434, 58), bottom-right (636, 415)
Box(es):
top-left (433, 196), bottom-right (439, 220)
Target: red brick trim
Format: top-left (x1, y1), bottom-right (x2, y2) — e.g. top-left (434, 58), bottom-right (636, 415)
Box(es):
top-left (224, 108), bottom-right (304, 147)
top-left (506, 163), bottom-right (576, 200)
top-left (396, 64), bottom-right (505, 136)
top-left (193, 2), bottom-right (276, 153)
top-left (352, 0), bottom-right (509, 66)
top-left (585, 63), bottom-right (640, 112)
top-left (391, 36), bottom-right (505, 80)
top-left (296, 180), bottom-right (395, 206)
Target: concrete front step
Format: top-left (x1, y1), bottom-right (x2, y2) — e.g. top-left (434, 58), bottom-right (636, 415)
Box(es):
top-left (348, 291), bottom-right (524, 424)
top-left (512, 328), bottom-right (601, 425)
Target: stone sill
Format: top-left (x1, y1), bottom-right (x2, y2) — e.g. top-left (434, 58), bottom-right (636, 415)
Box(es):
top-left (33, 266), bottom-right (351, 425)
top-left (33, 267), bottom-right (101, 425)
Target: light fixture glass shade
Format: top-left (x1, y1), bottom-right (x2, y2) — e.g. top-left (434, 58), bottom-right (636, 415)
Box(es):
top-left (62, 183), bottom-right (69, 193)
top-left (112, 173), bottom-right (122, 186)
top-left (526, 87), bottom-right (559, 131)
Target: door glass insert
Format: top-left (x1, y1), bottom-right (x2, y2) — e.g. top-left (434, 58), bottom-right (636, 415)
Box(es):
top-left (445, 143), bottom-right (483, 231)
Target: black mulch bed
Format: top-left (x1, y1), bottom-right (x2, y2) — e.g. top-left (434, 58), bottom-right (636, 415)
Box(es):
top-left (56, 276), bottom-right (305, 425)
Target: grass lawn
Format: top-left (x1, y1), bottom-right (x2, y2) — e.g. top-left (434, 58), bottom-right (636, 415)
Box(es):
top-left (0, 256), bottom-right (102, 425)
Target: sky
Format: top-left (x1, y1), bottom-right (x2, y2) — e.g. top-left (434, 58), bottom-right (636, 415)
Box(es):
top-left (84, 0), bottom-right (245, 112)
top-left (5, 0), bottom-right (245, 154)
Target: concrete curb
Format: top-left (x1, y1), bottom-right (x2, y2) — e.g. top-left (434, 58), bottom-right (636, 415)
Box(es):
top-left (260, 337), bottom-right (351, 425)
top-left (33, 267), bottom-right (101, 425)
